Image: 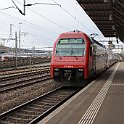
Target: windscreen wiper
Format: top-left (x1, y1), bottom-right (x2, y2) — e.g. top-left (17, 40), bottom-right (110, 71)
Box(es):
top-left (71, 49), bottom-right (78, 60)
top-left (56, 50), bottom-right (62, 60)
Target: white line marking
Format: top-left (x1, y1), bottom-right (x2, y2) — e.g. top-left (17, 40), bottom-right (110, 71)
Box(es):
top-left (111, 84), bottom-right (124, 86)
top-left (37, 80), bottom-right (96, 124)
top-left (78, 63), bottom-right (120, 124)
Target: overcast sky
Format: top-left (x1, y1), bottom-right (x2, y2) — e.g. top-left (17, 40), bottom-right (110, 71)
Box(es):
top-left (0, 0), bottom-right (107, 49)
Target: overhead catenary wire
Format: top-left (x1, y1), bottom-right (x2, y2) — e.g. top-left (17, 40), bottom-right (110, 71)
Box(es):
top-left (11, 0), bottom-right (71, 31)
top-left (0, 25), bottom-right (10, 31)
top-left (52, 0), bottom-right (104, 36)
top-left (51, 0), bottom-right (92, 33)
top-left (0, 6), bottom-right (15, 10)
top-left (25, 3), bottom-right (61, 7)
top-left (0, 11), bottom-right (58, 35)
top-left (0, 25), bottom-right (10, 39)
top-left (11, 0), bottom-right (61, 15)
top-left (25, 32), bottom-right (55, 43)
top-left (0, 1), bottom-right (64, 34)
top-left (27, 32), bottom-right (54, 47)
top-left (0, 1), bottom-right (62, 48)
top-left (26, 8), bottom-right (70, 31)
top-left (1, 0), bottom-right (99, 35)
top-left (0, 11), bottom-right (57, 47)
top-left (20, 31), bottom-right (55, 48)
top-left (0, 0), bottom-right (104, 48)
top-left (13, 0), bottom-right (98, 33)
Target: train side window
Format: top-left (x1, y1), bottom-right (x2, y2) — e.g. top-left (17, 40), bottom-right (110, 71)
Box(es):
top-left (90, 47), bottom-right (92, 56)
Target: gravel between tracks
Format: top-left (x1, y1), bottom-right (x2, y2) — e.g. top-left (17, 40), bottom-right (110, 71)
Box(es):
top-left (0, 79), bottom-right (61, 114)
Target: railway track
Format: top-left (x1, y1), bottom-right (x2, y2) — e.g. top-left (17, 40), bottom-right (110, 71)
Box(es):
top-left (0, 73), bottom-right (51, 93)
top-left (0, 66), bottom-right (50, 93)
top-left (0, 66), bottom-right (49, 78)
top-left (0, 86), bottom-right (81, 124)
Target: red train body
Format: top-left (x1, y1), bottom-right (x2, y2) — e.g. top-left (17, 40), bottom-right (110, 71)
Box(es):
top-left (50, 31), bottom-right (108, 86)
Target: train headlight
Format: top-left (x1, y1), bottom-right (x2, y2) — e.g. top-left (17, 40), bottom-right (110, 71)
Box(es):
top-left (78, 69), bottom-right (83, 71)
top-left (54, 68), bottom-right (59, 71)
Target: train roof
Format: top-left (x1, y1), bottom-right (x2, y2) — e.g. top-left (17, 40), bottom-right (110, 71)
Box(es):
top-left (59, 30), bottom-right (86, 36)
top-left (58, 31), bottom-right (106, 48)
top-left (90, 37), bottom-right (105, 48)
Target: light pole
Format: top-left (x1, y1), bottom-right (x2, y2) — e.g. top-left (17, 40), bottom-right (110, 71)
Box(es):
top-left (9, 24), bottom-right (14, 39)
top-left (19, 22), bottom-right (22, 57)
top-left (15, 32), bottom-right (18, 68)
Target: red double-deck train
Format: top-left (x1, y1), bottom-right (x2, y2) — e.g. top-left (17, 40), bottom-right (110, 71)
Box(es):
top-left (50, 31), bottom-right (110, 86)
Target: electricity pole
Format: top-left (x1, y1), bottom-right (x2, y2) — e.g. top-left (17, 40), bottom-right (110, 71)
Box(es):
top-left (19, 23), bottom-right (22, 57)
top-left (15, 32), bottom-right (18, 68)
top-left (11, 0), bottom-right (61, 15)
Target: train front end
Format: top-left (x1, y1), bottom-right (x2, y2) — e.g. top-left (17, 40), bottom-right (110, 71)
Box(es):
top-left (50, 31), bottom-right (90, 86)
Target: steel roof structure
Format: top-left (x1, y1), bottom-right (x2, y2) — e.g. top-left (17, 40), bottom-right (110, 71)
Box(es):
top-left (77, 0), bottom-right (124, 42)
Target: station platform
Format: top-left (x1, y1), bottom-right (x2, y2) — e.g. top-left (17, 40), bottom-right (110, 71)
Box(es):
top-left (37, 62), bottom-right (124, 124)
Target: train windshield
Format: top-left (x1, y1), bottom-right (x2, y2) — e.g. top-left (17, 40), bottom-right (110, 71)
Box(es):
top-left (56, 38), bottom-right (85, 56)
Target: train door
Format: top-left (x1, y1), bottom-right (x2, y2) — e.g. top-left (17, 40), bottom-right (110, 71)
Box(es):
top-left (92, 45), bottom-right (97, 73)
top-left (88, 45), bottom-right (96, 77)
top-left (88, 45), bottom-right (93, 72)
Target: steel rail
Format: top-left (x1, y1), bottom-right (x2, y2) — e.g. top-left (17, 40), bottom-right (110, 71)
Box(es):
top-left (0, 86), bottom-right (81, 124)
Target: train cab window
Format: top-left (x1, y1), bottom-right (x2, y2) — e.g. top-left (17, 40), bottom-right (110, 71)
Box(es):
top-left (59, 38), bottom-right (84, 44)
top-left (56, 38), bottom-right (86, 56)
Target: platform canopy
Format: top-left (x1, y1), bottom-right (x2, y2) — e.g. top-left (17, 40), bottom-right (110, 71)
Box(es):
top-left (77, 0), bottom-right (124, 42)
